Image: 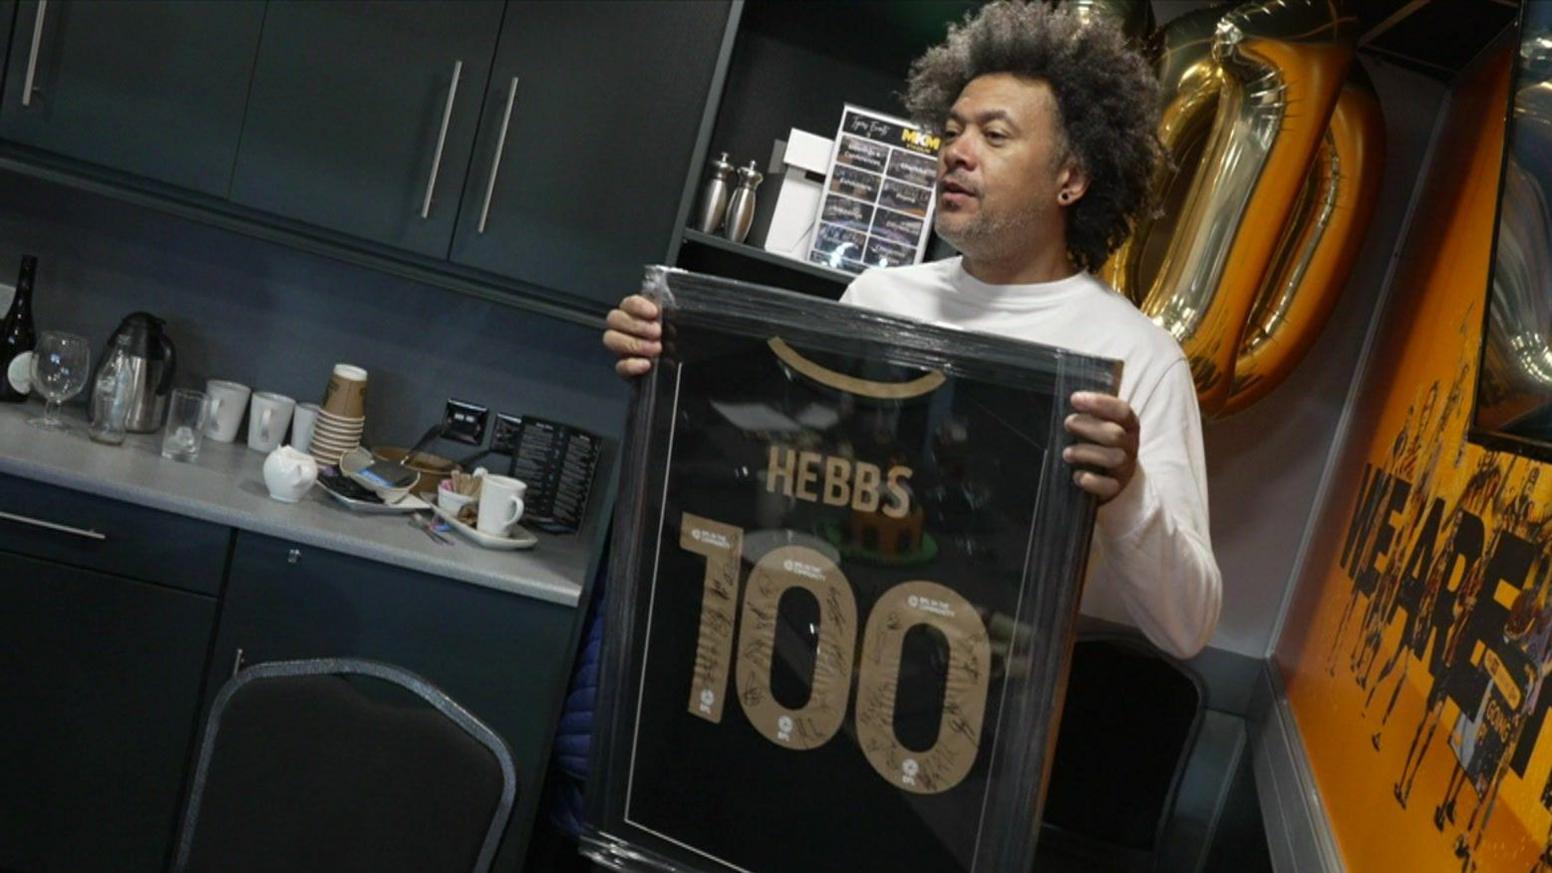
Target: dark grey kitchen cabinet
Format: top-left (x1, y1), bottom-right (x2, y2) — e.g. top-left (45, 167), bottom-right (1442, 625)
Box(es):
top-left (228, 0), bottom-right (504, 258)
top-left (0, 0), bottom-right (265, 197)
top-left (0, 2), bottom-right (14, 79)
top-left (200, 531), bottom-right (583, 873)
top-left (447, 0), bottom-right (731, 306)
top-left (0, 473), bottom-right (232, 596)
top-left (0, 551), bottom-right (218, 873)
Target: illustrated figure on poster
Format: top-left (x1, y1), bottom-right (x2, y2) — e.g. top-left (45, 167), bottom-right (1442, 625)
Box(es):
top-left (1367, 434), bottom-right (1497, 753)
top-left (1354, 384), bottom-right (1443, 688)
top-left (1329, 400), bottom-right (1422, 675)
top-left (1445, 359), bottom-right (1473, 472)
top-left (1442, 573), bottom-right (1552, 871)
top-left (1394, 456), bottom-right (1517, 807)
top-left (1533, 724), bottom-right (1552, 871)
top-left (1362, 369), bottom-right (1468, 718)
top-left (1503, 595), bottom-right (1552, 865)
top-left (1414, 467), bottom-right (1542, 831)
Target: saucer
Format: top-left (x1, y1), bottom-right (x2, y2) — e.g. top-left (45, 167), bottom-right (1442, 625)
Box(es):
top-left (338, 446), bottom-right (418, 502)
top-left (317, 469), bottom-right (430, 515)
top-left (429, 504), bottom-right (537, 550)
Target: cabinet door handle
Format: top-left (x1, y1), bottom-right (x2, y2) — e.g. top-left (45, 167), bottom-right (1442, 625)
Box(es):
top-left (21, 0), bottom-right (47, 107)
top-left (419, 59), bottom-right (464, 219)
top-left (0, 510), bottom-right (107, 541)
top-left (477, 76), bottom-right (520, 234)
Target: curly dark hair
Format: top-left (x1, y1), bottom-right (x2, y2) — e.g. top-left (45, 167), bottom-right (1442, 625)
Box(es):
top-left (905, 1), bottom-right (1163, 272)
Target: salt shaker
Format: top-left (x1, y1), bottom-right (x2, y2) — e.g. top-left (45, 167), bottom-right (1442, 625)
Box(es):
top-left (722, 161), bottom-right (764, 244)
top-left (694, 152), bottom-right (735, 234)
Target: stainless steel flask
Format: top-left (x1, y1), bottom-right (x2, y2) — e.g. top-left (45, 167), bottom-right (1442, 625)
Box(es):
top-left (95, 312), bottom-right (176, 432)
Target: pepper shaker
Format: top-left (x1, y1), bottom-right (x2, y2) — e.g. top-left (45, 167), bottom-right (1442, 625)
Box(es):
top-left (721, 160), bottom-right (764, 244)
top-left (694, 152), bottom-right (736, 234)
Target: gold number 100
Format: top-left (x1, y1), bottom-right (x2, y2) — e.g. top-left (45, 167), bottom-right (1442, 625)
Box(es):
top-left (678, 512), bottom-right (992, 795)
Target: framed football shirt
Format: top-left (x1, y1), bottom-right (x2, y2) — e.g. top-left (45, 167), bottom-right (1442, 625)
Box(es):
top-left (584, 267), bottom-right (1121, 873)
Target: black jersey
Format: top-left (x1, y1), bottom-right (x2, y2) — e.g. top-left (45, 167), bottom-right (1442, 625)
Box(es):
top-left (588, 269), bottom-right (1118, 873)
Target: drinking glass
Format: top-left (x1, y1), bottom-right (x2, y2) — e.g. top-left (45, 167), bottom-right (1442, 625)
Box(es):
top-left (161, 388), bottom-right (209, 463)
top-left (28, 331), bottom-right (91, 431)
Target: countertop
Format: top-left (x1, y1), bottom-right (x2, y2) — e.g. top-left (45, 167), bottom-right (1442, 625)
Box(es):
top-left (0, 400), bottom-right (592, 607)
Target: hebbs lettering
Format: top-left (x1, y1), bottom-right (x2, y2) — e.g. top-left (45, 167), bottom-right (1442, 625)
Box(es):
top-left (765, 444), bottom-right (912, 518)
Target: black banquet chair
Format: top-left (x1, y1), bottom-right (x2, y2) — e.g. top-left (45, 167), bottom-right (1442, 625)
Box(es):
top-left (172, 658), bottom-right (517, 873)
top-left (1036, 634), bottom-right (1245, 872)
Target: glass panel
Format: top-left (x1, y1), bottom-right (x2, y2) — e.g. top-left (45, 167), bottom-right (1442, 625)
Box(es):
top-left (1472, 7), bottom-right (1552, 453)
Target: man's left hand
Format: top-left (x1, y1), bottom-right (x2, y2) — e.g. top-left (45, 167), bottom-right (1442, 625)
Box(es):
top-left (1063, 391), bottom-right (1139, 504)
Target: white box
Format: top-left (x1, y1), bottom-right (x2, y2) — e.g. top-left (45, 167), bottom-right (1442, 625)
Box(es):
top-left (762, 128), bottom-right (834, 258)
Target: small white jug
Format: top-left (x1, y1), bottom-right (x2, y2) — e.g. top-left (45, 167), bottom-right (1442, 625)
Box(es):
top-left (263, 445), bottom-right (319, 503)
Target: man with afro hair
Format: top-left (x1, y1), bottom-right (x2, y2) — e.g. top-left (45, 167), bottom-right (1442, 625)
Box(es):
top-left (606, 1), bottom-right (1221, 658)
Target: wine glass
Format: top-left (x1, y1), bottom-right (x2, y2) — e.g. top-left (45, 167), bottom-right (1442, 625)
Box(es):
top-left (28, 331), bottom-right (91, 431)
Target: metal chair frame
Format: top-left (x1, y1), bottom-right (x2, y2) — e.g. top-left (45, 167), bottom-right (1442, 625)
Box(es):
top-left (172, 657), bottom-right (517, 873)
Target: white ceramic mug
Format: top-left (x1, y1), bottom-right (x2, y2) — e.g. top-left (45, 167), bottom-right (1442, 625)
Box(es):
top-left (476, 475), bottom-right (527, 536)
top-left (290, 402), bottom-right (320, 453)
top-left (438, 487), bottom-right (477, 516)
top-left (204, 380), bottom-right (251, 443)
top-left (247, 392), bottom-right (296, 452)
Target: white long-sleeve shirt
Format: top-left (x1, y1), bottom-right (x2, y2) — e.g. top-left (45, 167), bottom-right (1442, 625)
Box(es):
top-left (841, 258), bottom-right (1222, 658)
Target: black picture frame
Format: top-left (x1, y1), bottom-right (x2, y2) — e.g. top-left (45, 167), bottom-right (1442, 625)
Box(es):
top-left (1467, 3), bottom-right (1552, 461)
top-left (582, 266), bottom-right (1121, 873)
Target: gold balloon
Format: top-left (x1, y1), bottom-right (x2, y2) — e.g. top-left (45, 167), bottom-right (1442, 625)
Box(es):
top-left (1058, 0), bottom-right (1156, 44)
top-left (1144, 0), bottom-right (1357, 414)
top-left (1100, 4), bottom-right (1226, 302)
top-left (1222, 70), bottom-right (1386, 413)
top-left (1101, 1), bottom-right (1383, 417)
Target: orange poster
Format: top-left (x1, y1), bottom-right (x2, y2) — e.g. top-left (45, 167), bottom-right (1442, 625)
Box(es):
top-left (1277, 46), bottom-right (1552, 872)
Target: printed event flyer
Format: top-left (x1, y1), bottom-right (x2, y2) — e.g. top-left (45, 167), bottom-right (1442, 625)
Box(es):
top-left (808, 105), bottom-right (941, 274)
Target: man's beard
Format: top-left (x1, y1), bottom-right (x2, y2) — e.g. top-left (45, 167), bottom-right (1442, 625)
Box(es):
top-left (934, 202), bottom-right (1039, 261)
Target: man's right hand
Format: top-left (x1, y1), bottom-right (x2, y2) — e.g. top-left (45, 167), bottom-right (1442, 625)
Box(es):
top-left (603, 294), bottom-right (663, 378)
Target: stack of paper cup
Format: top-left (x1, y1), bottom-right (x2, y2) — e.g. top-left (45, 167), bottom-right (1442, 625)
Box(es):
top-left (309, 364), bottom-right (367, 467)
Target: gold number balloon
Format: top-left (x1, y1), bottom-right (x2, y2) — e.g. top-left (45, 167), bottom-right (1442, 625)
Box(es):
top-left (1093, 0), bottom-right (1381, 417)
top-left (1224, 70), bottom-right (1385, 413)
top-left (1099, 3), bottom-right (1225, 301)
top-left (1063, 0), bottom-right (1155, 40)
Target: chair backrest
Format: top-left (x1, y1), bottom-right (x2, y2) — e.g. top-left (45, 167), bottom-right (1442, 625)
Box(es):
top-left (1040, 635), bottom-right (1205, 854)
top-left (173, 658), bottom-right (517, 873)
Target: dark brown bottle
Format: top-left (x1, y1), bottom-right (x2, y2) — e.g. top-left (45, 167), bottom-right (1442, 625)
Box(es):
top-left (0, 255), bottom-right (38, 403)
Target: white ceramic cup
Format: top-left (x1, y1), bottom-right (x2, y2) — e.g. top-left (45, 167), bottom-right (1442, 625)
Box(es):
top-left (204, 380), bottom-right (251, 443)
top-left (438, 487), bottom-right (477, 516)
top-left (476, 475), bottom-right (526, 536)
top-left (290, 402), bottom-right (320, 453)
top-left (247, 391), bottom-right (296, 453)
